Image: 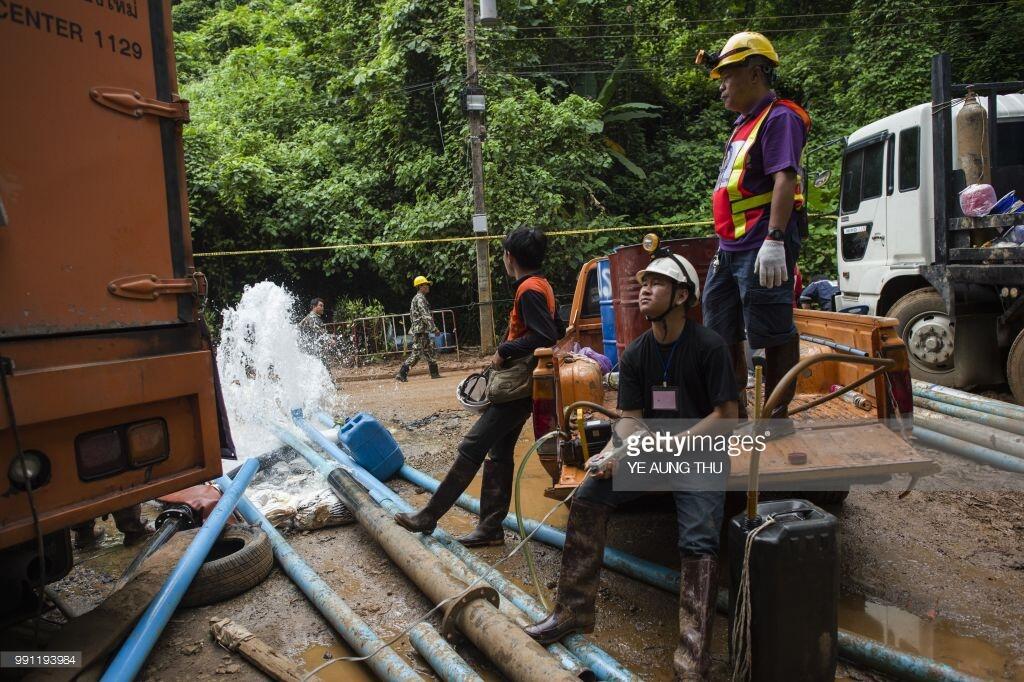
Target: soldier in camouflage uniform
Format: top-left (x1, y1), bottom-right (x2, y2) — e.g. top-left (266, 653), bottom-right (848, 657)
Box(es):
top-left (395, 276), bottom-right (440, 381)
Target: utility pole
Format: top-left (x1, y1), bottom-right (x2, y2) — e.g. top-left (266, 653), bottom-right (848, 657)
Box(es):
top-left (463, 0), bottom-right (496, 353)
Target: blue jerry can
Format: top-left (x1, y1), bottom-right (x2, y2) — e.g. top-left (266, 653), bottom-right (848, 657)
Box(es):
top-left (337, 413), bottom-right (405, 481)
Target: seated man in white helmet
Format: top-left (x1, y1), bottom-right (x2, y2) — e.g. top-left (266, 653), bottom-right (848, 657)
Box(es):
top-left (524, 251), bottom-right (738, 681)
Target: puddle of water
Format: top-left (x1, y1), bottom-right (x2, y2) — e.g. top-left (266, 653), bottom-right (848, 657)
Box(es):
top-left (464, 435), bottom-right (569, 530)
top-left (300, 643), bottom-right (377, 682)
top-left (839, 594), bottom-right (1023, 681)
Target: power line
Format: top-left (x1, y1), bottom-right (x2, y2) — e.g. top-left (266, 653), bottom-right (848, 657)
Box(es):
top-left (476, 0), bottom-right (1010, 33)
top-left (482, 10), bottom-right (1010, 42)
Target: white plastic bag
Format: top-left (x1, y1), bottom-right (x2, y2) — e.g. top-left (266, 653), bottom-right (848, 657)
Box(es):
top-left (249, 489), bottom-right (296, 528)
top-left (293, 489), bottom-right (355, 530)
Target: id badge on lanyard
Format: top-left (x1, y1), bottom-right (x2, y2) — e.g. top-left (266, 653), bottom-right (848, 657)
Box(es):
top-left (652, 336), bottom-right (682, 413)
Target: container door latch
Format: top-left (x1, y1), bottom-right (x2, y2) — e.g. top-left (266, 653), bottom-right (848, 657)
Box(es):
top-left (108, 271), bottom-right (208, 305)
top-left (90, 87), bottom-right (190, 122)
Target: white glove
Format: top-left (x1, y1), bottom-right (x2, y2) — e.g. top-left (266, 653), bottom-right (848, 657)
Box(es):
top-left (754, 239), bottom-right (788, 288)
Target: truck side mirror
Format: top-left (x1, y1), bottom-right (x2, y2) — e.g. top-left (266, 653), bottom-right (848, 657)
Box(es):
top-left (813, 170), bottom-right (832, 188)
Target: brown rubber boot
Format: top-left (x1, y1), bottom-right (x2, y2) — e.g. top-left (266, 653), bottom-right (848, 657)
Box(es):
top-left (395, 454), bottom-right (480, 534)
top-left (457, 458), bottom-right (512, 547)
top-left (673, 554), bottom-right (719, 681)
top-left (114, 504), bottom-right (154, 547)
top-left (72, 519), bottom-right (105, 549)
top-left (428, 361), bottom-right (441, 379)
top-left (728, 342), bottom-right (749, 420)
top-left (395, 363), bottom-right (410, 382)
top-left (765, 335), bottom-right (801, 418)
top-left (524, 499), bottom-right (611, 644)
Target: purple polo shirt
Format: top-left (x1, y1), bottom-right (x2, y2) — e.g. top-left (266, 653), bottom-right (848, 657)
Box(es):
top-left (715, 92), bottom-right (808, 252)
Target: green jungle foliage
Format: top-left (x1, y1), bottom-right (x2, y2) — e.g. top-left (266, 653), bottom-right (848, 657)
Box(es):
top-left (175, 0), bottom-right (1023, 338)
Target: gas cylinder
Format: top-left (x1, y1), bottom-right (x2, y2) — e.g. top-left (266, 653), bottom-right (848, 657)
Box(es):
top-left (957, 89), bottom-right (990, 185)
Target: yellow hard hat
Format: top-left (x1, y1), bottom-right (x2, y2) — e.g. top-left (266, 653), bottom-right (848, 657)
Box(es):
top-left (701, 32), bottom-right (779, 80)
top-left (413, 275), bottom-right (432, 287)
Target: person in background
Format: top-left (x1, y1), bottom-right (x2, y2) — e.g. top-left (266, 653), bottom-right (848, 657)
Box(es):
top-left (394, 228), bottom-right (564, 546)
top-left (395, 276), bottom-right (441, 381)
top-left (71, 505), bottom-right (154, 549)
top-left (298, 297), bottom-right (334, 361)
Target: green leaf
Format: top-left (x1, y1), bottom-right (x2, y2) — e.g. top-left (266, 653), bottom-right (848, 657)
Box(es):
top-left (607, 148), bottom-right (647, 179)
top-left (603, 110), bottom-right (662, 123)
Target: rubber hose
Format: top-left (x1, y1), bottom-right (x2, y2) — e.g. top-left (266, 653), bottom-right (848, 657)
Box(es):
top-left (514, 430), bottom-right (561, 611)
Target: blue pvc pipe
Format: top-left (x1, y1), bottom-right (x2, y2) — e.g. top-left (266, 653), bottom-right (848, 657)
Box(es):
top-left (837, 631), bottom-right (984, 682)
top-left (913, 396), bottom-right (1024, 438)
top-left (100, 458), bottom-right (259, 682)
top-left (913, 426), bottom-right (1024, 473)
top-left (400, 463), bottom-right (681, 593)
top-left (912, 383), bottom-right (1024, 421)
top-left (291, 413), bottom-right (633, 682)
top-left (215, 470), bottom-right (422, 682)
top-left (402, 460), bottom-right (986, 682)
top-left (408, 623), bottom-right (485, 682)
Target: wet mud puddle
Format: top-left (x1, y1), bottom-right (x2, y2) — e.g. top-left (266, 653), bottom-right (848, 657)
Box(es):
top-left (839, 594), bottom-right (1023, 681)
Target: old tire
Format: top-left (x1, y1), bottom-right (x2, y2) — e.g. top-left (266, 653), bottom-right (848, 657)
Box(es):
top-left (888, 289), bottom-right (957, 383)
top-left (1008, 330), bottom-right (1024, 406)
top-left (180, 524), bottom-right (273, 608)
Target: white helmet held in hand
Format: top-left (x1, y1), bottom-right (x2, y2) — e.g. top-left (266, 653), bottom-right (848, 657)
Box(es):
top-left (456, 370), bottom-right (490, 413)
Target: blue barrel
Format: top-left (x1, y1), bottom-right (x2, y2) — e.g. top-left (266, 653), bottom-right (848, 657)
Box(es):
top-left (598, 258), bottom-right (618, 367)
top-left (433, 331), bottom-right (456, 352)
top-left (337, 413), bottom-right (405, 481)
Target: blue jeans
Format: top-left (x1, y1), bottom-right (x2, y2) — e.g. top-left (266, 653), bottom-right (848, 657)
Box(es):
top-left (575, 477), bottom-right (725, 557)
top-left (701, 236), bottom-right (800, 350)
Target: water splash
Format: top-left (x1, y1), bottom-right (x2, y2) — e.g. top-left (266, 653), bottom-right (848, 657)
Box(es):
top-left (216, 281), bottom-right (344, 459)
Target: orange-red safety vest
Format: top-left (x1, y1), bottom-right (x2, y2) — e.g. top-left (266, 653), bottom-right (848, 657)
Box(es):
top-left (712, 98), bottom-right (811, 241)
top-left (507, 276), bottom-right (556, 341)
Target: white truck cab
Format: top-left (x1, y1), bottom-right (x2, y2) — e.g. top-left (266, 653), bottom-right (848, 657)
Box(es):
top-left (836, 94), bottom-right (1024, 315)
top-left (832, 56), bottom-right (1024, 401)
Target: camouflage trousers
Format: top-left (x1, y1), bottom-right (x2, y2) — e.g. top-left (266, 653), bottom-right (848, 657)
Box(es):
top-left (402, 332), bottom-right (436, 368)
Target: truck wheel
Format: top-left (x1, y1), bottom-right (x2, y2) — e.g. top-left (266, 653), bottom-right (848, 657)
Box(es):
top-left (1007, 330), bottom-right (1024, 406)
top-left (180, 524), bottom-right (273, 608)
top-left (888, 289), bottom-right (956, 381)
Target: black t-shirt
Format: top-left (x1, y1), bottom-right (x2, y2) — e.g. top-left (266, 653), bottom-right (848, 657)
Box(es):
top-left (617, 321), bottom-right (737, 419)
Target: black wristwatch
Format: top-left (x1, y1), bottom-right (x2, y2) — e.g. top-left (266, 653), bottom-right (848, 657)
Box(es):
top-left (766, 229), bottom-right (785, 241)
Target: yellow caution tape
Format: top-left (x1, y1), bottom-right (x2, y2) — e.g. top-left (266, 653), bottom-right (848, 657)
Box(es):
top-left (193, 215), bottom-right (833, 258)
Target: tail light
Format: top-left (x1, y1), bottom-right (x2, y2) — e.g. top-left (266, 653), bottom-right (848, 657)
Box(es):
top-left (532, 349), bottom-right (559, 448)
top-left (76, 418), bottom-right (170, 481)
top-left (885, 369), bottom-right (914, 417)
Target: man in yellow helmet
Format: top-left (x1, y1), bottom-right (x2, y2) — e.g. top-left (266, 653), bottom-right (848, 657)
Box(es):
top-left (697, 31), bottom-right (811, 418)
top-left (395, 275), bottom-right (440, 381)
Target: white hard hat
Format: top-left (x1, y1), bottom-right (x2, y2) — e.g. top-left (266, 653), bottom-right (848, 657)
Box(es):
top-left (456, 371), bottom-right (490, 414)
top-left (635, 255), bottom-right (700, 300)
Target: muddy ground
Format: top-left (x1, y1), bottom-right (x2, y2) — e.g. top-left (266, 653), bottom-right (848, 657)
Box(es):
top-left (32, 356), bottom-right (1024, 681)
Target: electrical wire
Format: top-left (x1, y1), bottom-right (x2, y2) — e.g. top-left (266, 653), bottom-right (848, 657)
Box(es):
top-left (1, 357), bottom-right (47, 647)
top-left (483, 13), bottom-right (1009, 43)
top-left (476, 0), bottom-right (1012, 33)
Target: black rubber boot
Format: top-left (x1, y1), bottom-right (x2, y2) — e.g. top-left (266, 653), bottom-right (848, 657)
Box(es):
top-left (765, 335), bottom-right (801, 418)
top-left (524, 499), bottom-right (611, 644)
top-left (72, 519), bottom-right (105, 550)
top-left (673, 554), bottom-right (719, 681)
top-left (394, 363), bottom-right (410, 382)
top-left (457, 458), bottom-right (512, 547)
top-left (114, 504), bottom-right (154, 547)
top-left (395, 454), bottom-right (480, 534)
top-left (428, 361), bottom-right (441, 379)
